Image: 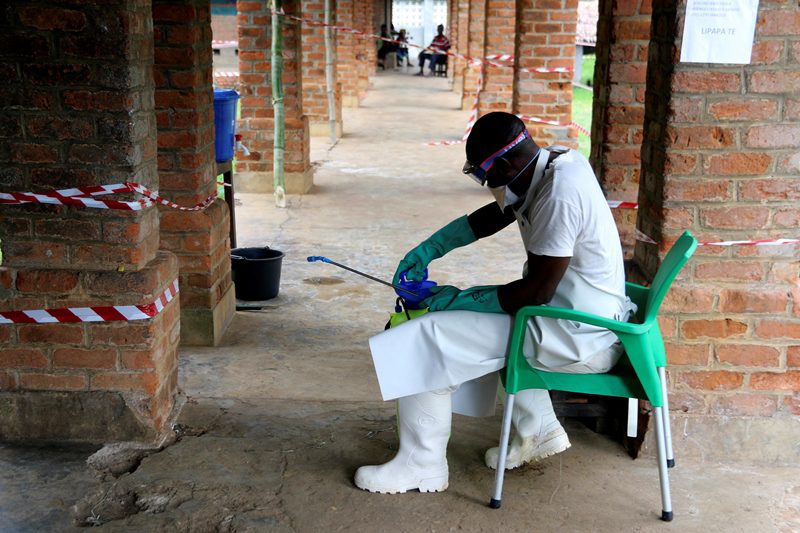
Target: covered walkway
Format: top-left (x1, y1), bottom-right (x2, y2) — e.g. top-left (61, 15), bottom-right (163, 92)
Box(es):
top-left (2, 72), bottom-right (799, 532)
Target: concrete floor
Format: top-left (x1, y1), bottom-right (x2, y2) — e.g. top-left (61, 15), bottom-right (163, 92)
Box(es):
top-left (2, 72), bottom-right (800, 532)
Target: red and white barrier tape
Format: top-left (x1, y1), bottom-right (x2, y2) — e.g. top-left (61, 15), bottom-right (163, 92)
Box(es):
top-left (211, 40), bottom-right (238, 49)
top-left (427, 61), bottom-right (485, 146)
top-left (607, 204), bottom-right (800, 246)
top-left (607, 200), bottom-right (637, 209)
top-left (698, 238), bottom-right (800, 247)
top-left (0, 279), bottom-right (179, 324)
top-left (517, 114), bottom-right (591, 138)
top-left (271, 9), bottom-right (572, 75)
top-left (0, 182), bottom-right (216, 212)
top-left (214, 70), bottom-right (240, 79)
top-left (428, 65), bottom-right (590, 146)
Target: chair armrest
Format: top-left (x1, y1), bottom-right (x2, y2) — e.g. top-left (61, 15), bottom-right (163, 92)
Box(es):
top-left (514, 305), bottom-right (646, 335)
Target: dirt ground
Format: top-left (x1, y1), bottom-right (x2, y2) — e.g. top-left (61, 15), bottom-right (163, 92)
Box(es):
top-left (1, 72), bottom-right (799, 533)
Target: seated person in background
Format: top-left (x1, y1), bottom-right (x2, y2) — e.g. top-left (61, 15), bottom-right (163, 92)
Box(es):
top-left (377, 24), bottom-right (397, 70)
top-left (416, 24), bottom-right (450, 76)
top-left (396, 29), bottom-right (411, 67)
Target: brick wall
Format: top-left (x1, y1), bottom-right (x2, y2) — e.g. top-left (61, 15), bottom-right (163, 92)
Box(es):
top-left (593, 0), bottom-right (651, 254)
top-left (480, 0), bottom-right (516, 114)
top-left (236, 0), bottom-right (311, 192)
top-left (461, 0), bottom-right (486, 110)
top-left (637, 1), bottom-right (800, 462)
top-left (336, 1), bottom-right (361, 108)
top-left (453, 0), bottom-right (471, 96)
top-left (0, 0), bottom-right (180, 442)
top-left (300, 1), bottom-right (343, 137)
top-left (353, 0), bottom-right (376, 102)
top-left (153, 0), bottom-right (234, 346)
top-left (514, 0), bottom-right (578, 146)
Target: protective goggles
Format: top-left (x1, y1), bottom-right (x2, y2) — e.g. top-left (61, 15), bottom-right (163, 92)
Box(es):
top-left (462, 129), bottom-right (530, 185)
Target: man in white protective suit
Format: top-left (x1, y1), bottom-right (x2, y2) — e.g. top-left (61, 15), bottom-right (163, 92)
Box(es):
top-left (354, 112), bottom-right (635, 494)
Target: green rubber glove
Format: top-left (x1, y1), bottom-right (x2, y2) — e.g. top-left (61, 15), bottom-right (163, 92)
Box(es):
top-left (422, 285), bottom-right (506, 314)
top-left (393, 215), bottom-right (477, 284)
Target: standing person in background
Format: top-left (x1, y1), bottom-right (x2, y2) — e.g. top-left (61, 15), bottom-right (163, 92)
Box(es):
top-left (416, 24), bottom-right (450, 76)
top-left (396, 29), bottom-right (412, 67)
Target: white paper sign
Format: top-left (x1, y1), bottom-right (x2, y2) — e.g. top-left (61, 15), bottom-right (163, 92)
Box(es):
top-left (680, 0), bottom-right (760, 64)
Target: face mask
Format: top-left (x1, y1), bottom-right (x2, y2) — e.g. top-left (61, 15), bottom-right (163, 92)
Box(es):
top-left (489, 185), bottom-right (521, 209)
top-left (488, 150), bottom-right (540, 209)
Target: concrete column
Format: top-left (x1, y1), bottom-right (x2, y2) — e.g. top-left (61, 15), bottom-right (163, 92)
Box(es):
top-left (153, 0), bottom-right (235, 346)
top-left (236, 0), bottom-right (312, 193)
top-left (0, 0), bottom-right (180, 443)
top-left (635, 1), bottom-right (800, 462)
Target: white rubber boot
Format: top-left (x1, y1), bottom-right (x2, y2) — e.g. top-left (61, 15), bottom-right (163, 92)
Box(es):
top-left (485, 389), bottom-right (571, 470)
top-left (355, 390), bottom-right (451, 494)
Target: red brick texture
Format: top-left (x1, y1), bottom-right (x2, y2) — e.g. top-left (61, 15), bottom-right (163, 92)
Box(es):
top-left (594, 0), bottom-right (652, 255)
top-left (152, 0), bottom-right (233, 327)
top-left (335, 1), bottom-right (360, 106)
top-left (453, 0), bottom-right (472, 99)
top-left (0, 0), bottom-right (182, 440)
top-left (636, 1), bottom-right (800, 418)
top-left (461, 0), bottom-right (486, 111)
top-left (353, 1), bottom-right (376, 102)
top-left (514, 0), bottom-right (578, 146)
top-left (481, 0), bottom-right (516, 115)
top-left (236, 0), bottom-right (310, 174)
top-left (300, 1), bottom-right (343, 135)
top-left (0, 0), bottom-right (159, 272)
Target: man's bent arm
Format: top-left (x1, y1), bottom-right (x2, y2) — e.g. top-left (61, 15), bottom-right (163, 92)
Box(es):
top-left (497, 253), bottom-right (570, 314)
top-left (467, 202), bottom-right (516, 239)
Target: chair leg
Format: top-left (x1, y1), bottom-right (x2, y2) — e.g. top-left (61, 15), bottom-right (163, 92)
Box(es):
top-left (489, 392), bottom-right (516, 509)
top-left (654, 406), bottom-right (673, 521)
top-left (658, 367), bottom-right (675, 468)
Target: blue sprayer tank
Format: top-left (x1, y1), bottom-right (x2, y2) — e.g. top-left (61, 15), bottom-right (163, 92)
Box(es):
top-left (213, 89), bottom-right (240, 163)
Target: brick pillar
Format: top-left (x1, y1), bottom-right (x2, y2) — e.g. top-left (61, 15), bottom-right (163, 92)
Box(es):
top-left (593, 0), bottom-right (651, 255)
top-left (452, 0), bottom-right (471, 96)
top-left (636, 1), bottom-right (800, 462)
top-left (461, 0), bottom-right (486, 110)
top-left (514, 0), bottom-right (578, 147)
top-left (353, 0), bottom-right (375, 101)
top-left (0, 0), bottom-right (180, 443)
top-left (153, 0), bottom-right (235, 346)
top-left (336, 1), bottom-right (361, 108)
top-left (480, 0), bottom-right (516, 114)
top-left (301, 1), bottom-right (343, 138)
top-left (236, 0), bottom-right (312, 193)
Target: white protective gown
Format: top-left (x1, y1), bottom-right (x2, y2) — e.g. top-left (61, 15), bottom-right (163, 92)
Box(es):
top-left (369, 147), bottom-right (636, 417)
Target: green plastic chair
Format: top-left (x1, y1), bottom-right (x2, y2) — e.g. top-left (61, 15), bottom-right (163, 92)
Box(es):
top-left (490, 231), bottom-right (698, 522)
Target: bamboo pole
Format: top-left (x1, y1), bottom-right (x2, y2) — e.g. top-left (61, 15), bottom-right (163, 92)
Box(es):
top-left (271, 0), bottom-right (286, 208)
top-left (324, 0), bottom-right (337, 144)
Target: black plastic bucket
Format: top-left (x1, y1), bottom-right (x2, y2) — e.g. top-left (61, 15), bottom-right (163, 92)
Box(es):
top-left (231, 247), bottom-right (284, 301)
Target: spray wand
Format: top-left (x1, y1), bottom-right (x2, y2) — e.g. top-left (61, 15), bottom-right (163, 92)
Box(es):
top-left (306, 256), bottom-right (422, 298)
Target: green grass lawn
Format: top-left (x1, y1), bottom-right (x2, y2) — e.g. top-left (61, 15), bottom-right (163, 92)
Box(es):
top-left (572, 84), bottom-right (593, 158)
top-left (571, 53), bottom-right (595, 158)
top-left (580, 54), bottom-right (596, 87)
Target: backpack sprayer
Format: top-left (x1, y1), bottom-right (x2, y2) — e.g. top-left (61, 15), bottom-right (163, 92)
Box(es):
top-left (306, 256), bottom-right (436, 326)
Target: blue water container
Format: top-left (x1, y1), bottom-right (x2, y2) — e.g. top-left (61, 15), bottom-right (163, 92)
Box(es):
top-left (213, 89), bottom-right (239, 163)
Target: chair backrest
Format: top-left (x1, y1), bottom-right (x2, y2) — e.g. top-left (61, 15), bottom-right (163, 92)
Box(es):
top-left (642, 230), bottom-right (698, 324)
